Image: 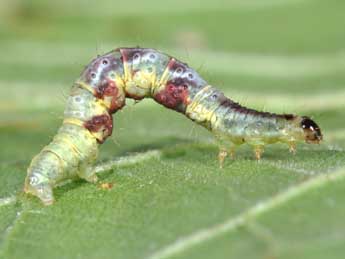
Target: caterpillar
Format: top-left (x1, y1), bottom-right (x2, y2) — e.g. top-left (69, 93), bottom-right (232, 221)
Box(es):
top-left (24, 48), bottom-right (323, 205)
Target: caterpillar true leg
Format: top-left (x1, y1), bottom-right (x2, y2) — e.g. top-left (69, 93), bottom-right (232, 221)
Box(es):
top-left (25, 48), bottom-right (323, 205)
top-left (215, 135), bottom-right (237, 167)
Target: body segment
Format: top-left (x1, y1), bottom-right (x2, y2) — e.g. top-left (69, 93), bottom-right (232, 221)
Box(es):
top-left (25, 48), bottom-right (322, 204)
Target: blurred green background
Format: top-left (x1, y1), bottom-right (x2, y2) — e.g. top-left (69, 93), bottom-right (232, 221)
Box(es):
top-left (0, 0), bottom-right (345, 258)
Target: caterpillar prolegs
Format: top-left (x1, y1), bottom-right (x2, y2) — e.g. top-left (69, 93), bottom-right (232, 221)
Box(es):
top-left (24, 48), bottom-right (323, 205)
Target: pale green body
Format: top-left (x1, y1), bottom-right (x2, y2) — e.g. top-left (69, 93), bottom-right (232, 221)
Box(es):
top-left (24, 87), bottom-right (104, 204)
top-left (185, 85), bottom-right (302, 150)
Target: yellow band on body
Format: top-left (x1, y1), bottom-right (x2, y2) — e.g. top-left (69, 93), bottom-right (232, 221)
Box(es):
top-left (63, 118), bottom-right (84, 127)
top-left (119, 49), bottom-right (131, 84)
top-left (186, 85), bottom-right (213, 112)
top-left (63, 118), bottom-right (98, 141)
top-left (159, 58), bottom-right (174, 86)
top-left (75, 81), bottom-right (95, 94)
top-left (150, 58), bottom-right (174, 96)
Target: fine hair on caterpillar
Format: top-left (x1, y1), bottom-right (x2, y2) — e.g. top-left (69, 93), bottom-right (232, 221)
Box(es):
top-left (24, 47), bottom-right (323, 205)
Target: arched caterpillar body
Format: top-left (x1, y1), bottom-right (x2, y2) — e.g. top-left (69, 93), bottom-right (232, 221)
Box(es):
top-left (24, 48), bottom-right (323, 205)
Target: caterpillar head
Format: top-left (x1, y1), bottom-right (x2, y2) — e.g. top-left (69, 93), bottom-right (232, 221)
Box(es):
top-left (300, 116), bottom-right (322, 144)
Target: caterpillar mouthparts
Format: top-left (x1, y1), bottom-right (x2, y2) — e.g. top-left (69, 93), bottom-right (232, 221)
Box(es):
top-left (24, 47), bottom-right (323, 205)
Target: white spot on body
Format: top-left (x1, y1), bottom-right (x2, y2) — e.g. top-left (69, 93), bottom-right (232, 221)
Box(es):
top-left (29, 175), bottom-right (38, 185)
top-left (149, 53), bottom-right (156, 60)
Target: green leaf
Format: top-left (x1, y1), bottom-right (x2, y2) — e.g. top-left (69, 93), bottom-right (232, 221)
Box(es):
top-left (1, 0), bottom-right (345, 258)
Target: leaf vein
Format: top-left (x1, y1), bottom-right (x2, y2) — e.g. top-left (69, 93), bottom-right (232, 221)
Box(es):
top-left (148, 167), bottom-right (345, 259)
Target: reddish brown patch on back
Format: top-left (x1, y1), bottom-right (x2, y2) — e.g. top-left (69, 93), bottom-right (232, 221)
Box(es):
top-left (119, 48), bottom-right (129, 63)
top-left (119, 48), bottom-right (157, 64)
top-left (166, 58), bottom-right (177, 70)
top-left (169, 58), bottom-right (188, 72)
top-left (95, 80), bottom-right (114, 98)
top-left (154, 79), bottom-right (190, 112)
top-left (119, 48), bottom-right (144, 65)
top-left (84, 114), bottom-right (113, 143)
top-left (95, 79), bottom-right (125, 113)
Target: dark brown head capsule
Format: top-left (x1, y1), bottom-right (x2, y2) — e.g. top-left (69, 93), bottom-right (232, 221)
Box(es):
top-left (301, 116), bottom-right (322, 144)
